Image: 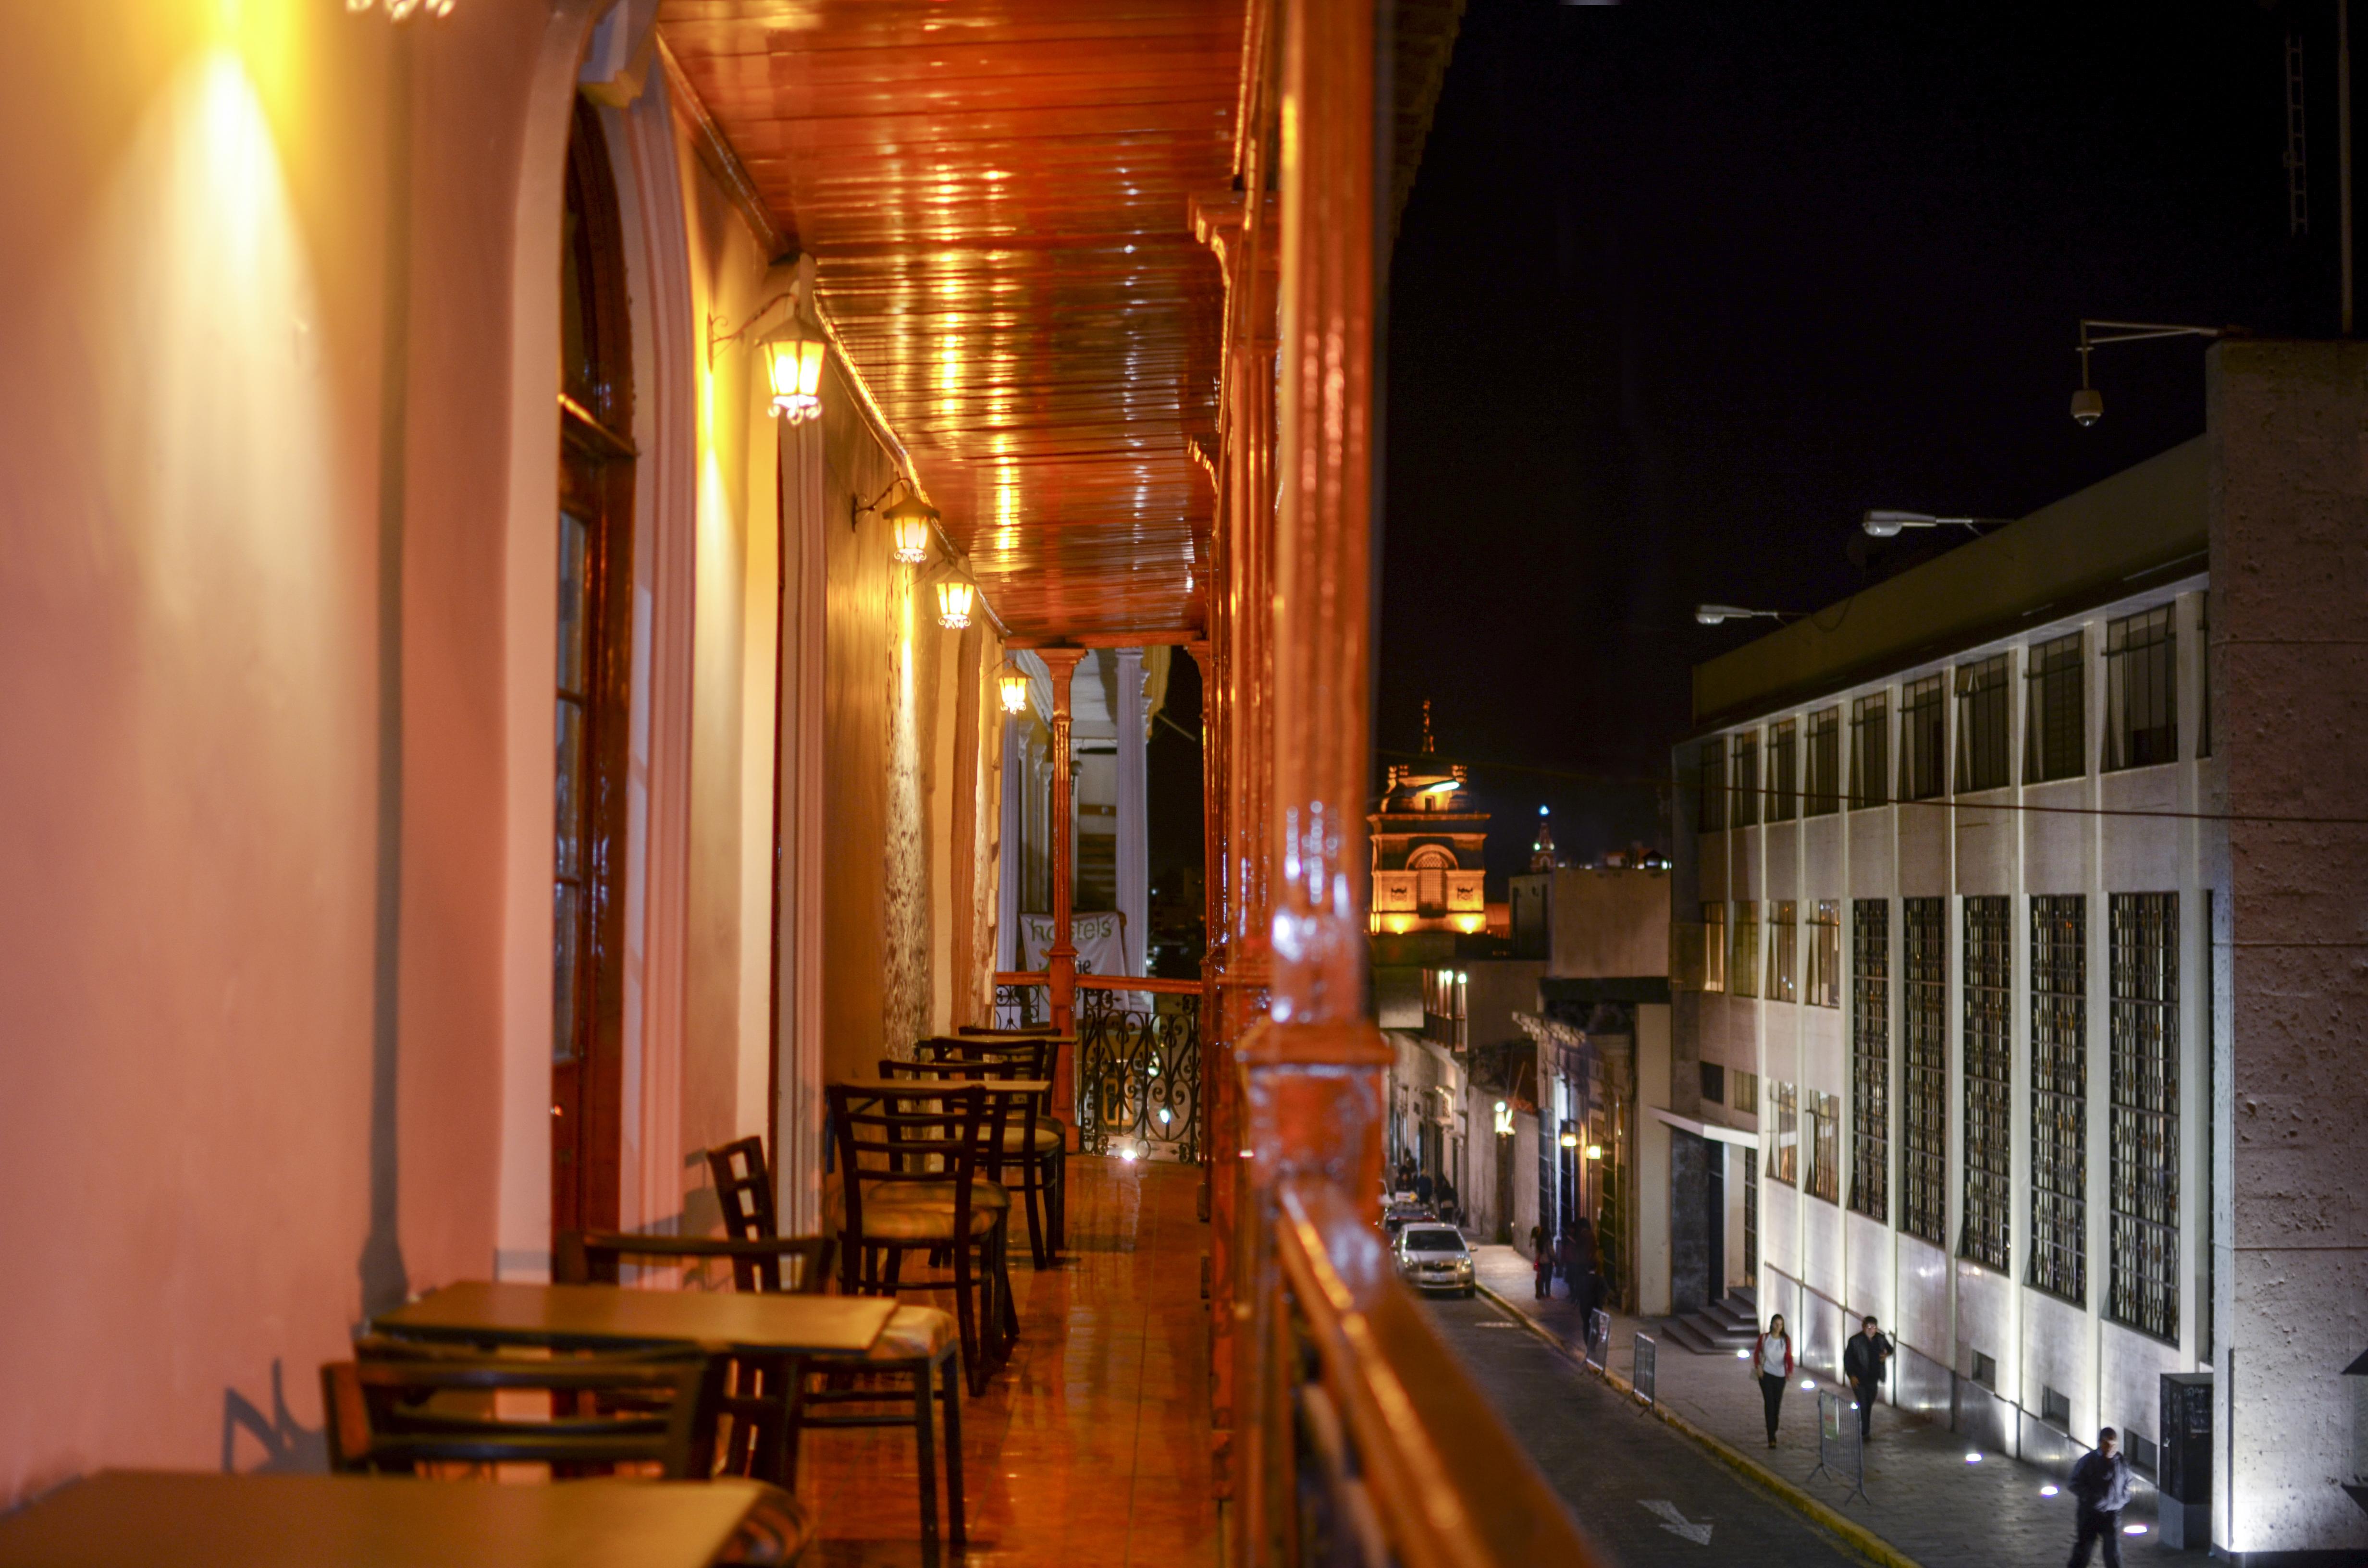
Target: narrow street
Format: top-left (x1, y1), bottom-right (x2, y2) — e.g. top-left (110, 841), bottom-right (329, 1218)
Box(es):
top-left (1421, 1293), bottom-right (1869, 1568)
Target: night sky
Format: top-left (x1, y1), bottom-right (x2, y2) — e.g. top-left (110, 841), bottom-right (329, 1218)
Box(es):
top-left (1379, 0), bottom-right (2343, 895)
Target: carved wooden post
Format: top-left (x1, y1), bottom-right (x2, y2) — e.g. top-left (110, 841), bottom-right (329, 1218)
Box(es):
top-left (1040, 647), bottom-right (1086, 1141)
top-left (1233, 0), bottom-right (1388, 1556)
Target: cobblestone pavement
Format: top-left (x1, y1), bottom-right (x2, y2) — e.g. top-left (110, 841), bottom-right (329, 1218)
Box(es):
top-left (1467, 1245), bottom-right (2208, 1568)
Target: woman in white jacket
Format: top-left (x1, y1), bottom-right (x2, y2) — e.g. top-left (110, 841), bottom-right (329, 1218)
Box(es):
top-left (1751, 1314), bottom-right (1794, 1447)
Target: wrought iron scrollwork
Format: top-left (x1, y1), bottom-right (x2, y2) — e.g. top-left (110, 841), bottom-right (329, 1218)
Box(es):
top-left (1075, 988), bottom-right (1201, 1164)
top-left (993, 983), bottom-right (1048, 1029)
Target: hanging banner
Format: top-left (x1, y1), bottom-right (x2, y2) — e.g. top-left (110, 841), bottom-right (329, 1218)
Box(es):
top-left (1019, 912), bottom-right (1129, 977)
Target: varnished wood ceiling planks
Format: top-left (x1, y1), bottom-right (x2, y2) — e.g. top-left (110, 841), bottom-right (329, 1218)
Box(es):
top-left (657, 0), bottom-right (1242, 640)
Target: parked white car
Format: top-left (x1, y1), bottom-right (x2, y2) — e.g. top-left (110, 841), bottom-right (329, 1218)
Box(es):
top-left (1394, 1224), bottom-right (1474, 1298)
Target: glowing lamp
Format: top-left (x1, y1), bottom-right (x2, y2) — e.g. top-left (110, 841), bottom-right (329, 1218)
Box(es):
top-left (935, 579), bottom-right (975, 630)
top-left (885, 491), bottom-right (937, 564)
top-left (2040, 1485), bottom-right (2060, 1498)
top-left (1559, 1122), bottom-right (1580, 1150)
top-left (1492, 1101), bottom-right (1515, 1137)
top-left (765, 328), bottom-right (826, 423)
top-left (1585, 1143), bottom-right (1604, 1161)
top-left (997, 664), bottom-right (1029, 715)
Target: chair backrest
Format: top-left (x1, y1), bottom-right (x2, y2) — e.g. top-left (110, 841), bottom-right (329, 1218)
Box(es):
top-left (915, 1036), bottom-right (1057, 1123)
top-left (321, 1351), bottom-right (727, 1478)
top-left (825, 1082), bottom-right (1005, 1245)
top-left (960, 1022), bottom-right (1056, 1036)
top-left (555, 1229), bottom-right (835, 1297)
top-left (707, 1136), bottom-right (778, 1244)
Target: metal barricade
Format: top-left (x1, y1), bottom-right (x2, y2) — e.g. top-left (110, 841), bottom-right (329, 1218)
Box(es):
top-left (1583, 1308), bottom-right (1610, 1372)
top-left (1809, 1387), bottom-right (1870, 1505)
top-left (1631, 1332), bottom-right (1657, 1407)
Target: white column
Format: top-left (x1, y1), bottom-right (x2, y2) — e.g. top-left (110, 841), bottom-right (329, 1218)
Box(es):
top-left (998, 717), bottom-right (1023, 970)
top-left (1114, 648), bottom-right (1150, 977)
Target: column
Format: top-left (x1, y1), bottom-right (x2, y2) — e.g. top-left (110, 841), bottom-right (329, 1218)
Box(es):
top-left (997, 716), bottom-right (1023, 972)
top-left (1114, 648), bottom-right (1149, 979)
top-left (1039, 648), bottom-right (1087, 1143)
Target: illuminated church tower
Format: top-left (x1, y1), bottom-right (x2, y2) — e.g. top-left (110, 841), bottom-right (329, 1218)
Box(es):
top-left (1368, 700), bottom-right (1491, 934)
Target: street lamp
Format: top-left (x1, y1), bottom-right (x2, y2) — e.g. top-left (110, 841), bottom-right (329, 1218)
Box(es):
top-left (1695, 604), bottom-right (1797, 626)
top-left (1860, 510), bottom-right (2005, 538)
top-left (2069, 319), bottom-right (2226, 427)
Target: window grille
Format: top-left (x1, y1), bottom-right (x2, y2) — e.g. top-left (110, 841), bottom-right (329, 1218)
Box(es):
top-left (1770, 1080), bottom-right (1799, 1186)
top-left (1900, 674), bottom-right (1946, 801)
top-left (1733, 730), bottom-right (1760, 827)
top-left (1850, 693), bottom-right (1890, 808)
top-left (2109, 892), bottom-right (2180, 1342)
top-left (1698, 737), bottom-right (1727, 831)
top-left (1807, 900), bottom-right (1841, 1007)
top-left (1731, 1069), bottom-right (1759, 1115)
top-left (1768, 720), bottom-right (1798, 820)
top-left (2197, 597), bottom-right (2212, 760)
top-left (1955, 654), bottom-right (2011, 793)
top-left (1850, 899), bottom-right (1890, 1223)
top-left (1900, 897), bottom-right (1949, 1246)
top-left (1732, 903), bottom-right (1760, 999)
top-left (1702, 902), bottom-right (1726, 992)
top-left (2029, 894), bottom-right (2087, 1304)
top-left (1961, 896), bottom-right (2012, 1271)
top-left (1743, 1147), bottom-right (1759, 1278)
top-left (1805, 707), bottom-right (1841, 815)
top-left (1769, 900), bottom-right (1799, 1003)
top-left (1806, 1090), bottom-right (1841, 1203)
top-left (2104, 607), bottom-right (2178, 772)
top-left (2024, 631), bottom-right (2085, 784)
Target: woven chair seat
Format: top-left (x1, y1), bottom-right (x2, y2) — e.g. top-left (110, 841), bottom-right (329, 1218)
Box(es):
top-left (999, 1122), bottom-right (1063, 1154)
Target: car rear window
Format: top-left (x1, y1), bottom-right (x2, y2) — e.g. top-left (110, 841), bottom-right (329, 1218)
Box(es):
top-left (1402, 1229), bottom-right (1466, 1253)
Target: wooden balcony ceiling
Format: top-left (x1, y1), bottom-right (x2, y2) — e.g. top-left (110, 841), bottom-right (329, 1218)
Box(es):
top-left (656, 0), bottom-right (1244, 641)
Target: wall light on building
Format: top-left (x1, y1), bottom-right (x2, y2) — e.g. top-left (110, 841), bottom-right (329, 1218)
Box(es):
top-left (886, 490), bottom-right (937, 563)
top-left (998, 664), bottom-right (1029, 715)
top-left (1493, 1101), bottom-right (1515, 1137)
top-left (1585, 1144), bottom-right (1603, 1161)
top-left (1559, 1121), bottom-right (1579, 1150)
top-left (934, 579), bottom-right (975, 630)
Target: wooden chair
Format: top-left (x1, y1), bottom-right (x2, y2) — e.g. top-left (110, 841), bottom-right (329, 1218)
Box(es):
top-left (702, 1136), bottom-right (971, 1566)
top-left (825, 1082), bottom-right (1012, 1395)
top-left (321, 1350), bottom-right (727, 1478)
top-left (912, 1037), bottom-right (1065, 1263)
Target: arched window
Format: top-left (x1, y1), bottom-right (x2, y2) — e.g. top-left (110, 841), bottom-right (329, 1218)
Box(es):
top-left (1409, 846), bottom-right (1452, 912)
top-left (551, 98), bottom-right (635, 1238)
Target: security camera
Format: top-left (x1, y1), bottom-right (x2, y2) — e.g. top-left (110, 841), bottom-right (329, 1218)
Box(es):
top-left (2070, 387), bottom-right (2103, 427)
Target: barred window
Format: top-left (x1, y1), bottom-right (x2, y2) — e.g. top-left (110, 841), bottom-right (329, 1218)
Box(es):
top-left (1769, 900), bottom-right (1799, 1003)
top-left (2030, 894), bottom-right (2087, 1305)
top-left (1732, 730), bottom-right (1761, 827)
top-left (1768, 720), bottom-right (1798, 820)
top-left (1900, 674), bottom-right (1946, 801)
top-left (1730, 1068), bottom-right (1759, 1115)
top-left (2104, 607), bottom-right (2178, 772)
top-left (1850, 899), bottom-right (1890, 1223)
top-left (1961, 896), bottom-right (2012, 1272)
top-left (1702, 902), bottom-right (1727, 992)
top-left (1699, 737), bottom-right (1727, 831)
top-left (1807, 899), bottom-right (1841, 1007)
top-left (1743, 1147), bottom-right (1759, 1278)
top-left (1851, 693), bottom-right (1890, 808)
top-left (2025, 631), bottom-right (2085, 784)
top-left (2110, 893), bottom-right (2180, 1342)
top-left (1955, 654), bottom-right (2011, 793)
top-left (1805, 707), bottom-right (1841, 815)
top-left (1732, 902), bottom-right (1760, 998)
top-left (2196, 597), bottom-right (2211, 760)
top-left (1901, 897), bottom-right (1948, 1246)
top-left (1807, 1090), bottom-right (1840, 1203)
top-left (1770, 1080), bottom-right (1799, 1186)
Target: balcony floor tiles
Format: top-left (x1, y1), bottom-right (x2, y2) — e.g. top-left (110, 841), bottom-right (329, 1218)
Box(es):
top-left (803, 1154), bottom-right (1218, 1567)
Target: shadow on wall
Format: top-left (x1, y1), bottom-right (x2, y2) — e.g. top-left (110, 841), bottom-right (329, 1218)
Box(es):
top-left (221, 1360), bottom-right (325, 1475)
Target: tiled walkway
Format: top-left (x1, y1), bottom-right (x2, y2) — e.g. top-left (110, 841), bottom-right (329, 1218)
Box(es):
top-left (803, 1156), bottom-right (1218, 1567)
top-left (1472, 1246), bottom-right (2207, 1568)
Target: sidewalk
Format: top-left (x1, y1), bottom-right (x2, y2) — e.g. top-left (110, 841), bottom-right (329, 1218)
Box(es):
top-left (1469, 1246), bottom-right (2206, 1568)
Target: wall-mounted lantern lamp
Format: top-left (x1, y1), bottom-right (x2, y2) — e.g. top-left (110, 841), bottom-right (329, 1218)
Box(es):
top-left (765, 323), bottom-right (826, 424)
top-left (1558, 1120), bottom-right (1580, 1150)
top-left (1584, 1143), bottom-right (1604, 1161)
top-left (885, 491), bottom-right (937, 564)
top-left (997, 663), bottom-right (1031, 715)
top-left (935, 578), bottom-right (976, 631)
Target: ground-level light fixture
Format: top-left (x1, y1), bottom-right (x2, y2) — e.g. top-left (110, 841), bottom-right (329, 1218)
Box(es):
top-left (2070, 319), bottom-right (2225, 428)
top-left (934, 578), bottom-right (976, 631)
top-left (2040, 1485), bottom-right (2060, 1498)
top-left (1966, 1452), bottom-right (1984, 1464)
top-left (997, 663), bottom-right (1030, 715)
top-left (1695, 604), bottom-right (1797, 626)
top-left (1801, 1379), bottom-right (1816, 1391)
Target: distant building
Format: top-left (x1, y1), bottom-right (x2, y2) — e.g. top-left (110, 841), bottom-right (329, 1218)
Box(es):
top-left (1369, 700), bottom-right (1490, 935)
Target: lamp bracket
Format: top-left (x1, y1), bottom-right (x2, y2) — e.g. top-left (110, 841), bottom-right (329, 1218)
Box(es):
top-left (705, 290), bottom-right (802, 368)
top-left (2075, 319), bottom-right (2227, 385)
top-left (850, 474), bottom-right (921, 533)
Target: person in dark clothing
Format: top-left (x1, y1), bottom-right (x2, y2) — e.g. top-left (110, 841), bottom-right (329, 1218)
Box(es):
top-left (1567, 1217), bottom-right (1600, 1320)
top-left (2067, 1428), bottom-right (2134, 1568)
top-left (1414, 1170), bottom-right (1434, 1204)
top-left (1437, 1176), bottom-right (1459, 1225)
top-left (1751, 1314), bottom-right (1794, 1447)
top-left (1842, 1315), bottom-right (1893, 1439)
top-left (1530, 1225), bottom-right (1553, 1298)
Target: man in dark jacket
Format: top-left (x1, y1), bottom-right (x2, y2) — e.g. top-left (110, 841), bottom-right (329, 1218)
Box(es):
top-left (2066, 1427), bottom-right (2134, 1568)
top-left (1842, 1315), bottom-right (1893, 1439)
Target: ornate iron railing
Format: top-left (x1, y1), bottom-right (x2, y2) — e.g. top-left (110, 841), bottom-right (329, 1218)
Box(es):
top-left (1076, 981), bottom-right (1201, 1164)
top-left (992, 980), bottom-right (1049, 1029)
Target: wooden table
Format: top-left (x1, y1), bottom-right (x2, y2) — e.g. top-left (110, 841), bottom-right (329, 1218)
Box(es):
top-left (370, 1280), bottom-right (894, 1356)
top-left (0, 1470), bottom-right (785, 1568)
top-left (834, 1077), bottom-right (1051, 1097)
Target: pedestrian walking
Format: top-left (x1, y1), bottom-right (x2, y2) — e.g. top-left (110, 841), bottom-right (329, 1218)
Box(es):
top-left (2066, 1427), bottom-right (2134, 1568)
top-left (1530, 1225), bottom-right (1552, 1299)
top-left (1438, 1176), bottom-right (1459, 1225)
top-left (1843, 1314), bottom-right (1893, 1439)
top-left (1567, 1216), bottom-right (1600, 1320)
top-left (1751, 1314), bottom-right (1794, 1447)
top-left (1415, 1169), bottom-right (1435, 1205)
top-left (1554, 1228), bottom-right (1576, 1298)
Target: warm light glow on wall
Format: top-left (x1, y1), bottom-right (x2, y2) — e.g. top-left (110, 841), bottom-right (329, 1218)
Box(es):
top-left (766, 333), bottom-right (825, 424)
top-left (935, 579), bottom-right (975, 630)
top-left (1454, 914), bottom-right (1486, 934)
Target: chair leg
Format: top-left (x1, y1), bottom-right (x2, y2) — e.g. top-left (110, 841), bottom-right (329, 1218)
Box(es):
top-left (912, 1363), bottom-right (939, 1568)
top-left (1020, 1157), bottom-right (1048, 1270)
top-left (1050, 1148), bottom-right (1067, 1253)
top-left (941, 1348), bottom-right (967, 1544)
top-left (953, 1245), bottom-right (986, 1396)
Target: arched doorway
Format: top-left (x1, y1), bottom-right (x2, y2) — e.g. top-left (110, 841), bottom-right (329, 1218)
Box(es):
top-left (550, 97), bottom-right (636, 1239)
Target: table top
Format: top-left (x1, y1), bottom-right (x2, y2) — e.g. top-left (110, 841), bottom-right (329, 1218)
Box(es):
top-left (835, 1075), bottom-right (1051, 1094)
top-left (0, 1471), bottom-right (779, 1568)
top-left (370, 1281), bottom-right (893, 1356)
